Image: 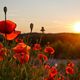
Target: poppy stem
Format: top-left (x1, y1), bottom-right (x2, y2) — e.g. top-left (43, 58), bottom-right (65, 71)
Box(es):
top-left (26, 34), bottom-right (30, 44)
top-left (4, 6), bottom-right (7, 46)
top-left (39, 27), bottom-right (45, 44)
top-left (4, 23), bottom-right (7, 46)
top-left (39, 32), bottom-right (44, 44)
top-left (5, 19), bottom-right (7, 40)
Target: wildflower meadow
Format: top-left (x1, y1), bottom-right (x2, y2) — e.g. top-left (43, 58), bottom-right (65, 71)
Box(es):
top-left (0, 7), bottom-right (80, 80)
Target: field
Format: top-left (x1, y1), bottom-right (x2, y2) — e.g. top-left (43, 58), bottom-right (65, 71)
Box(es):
top-left (0, 33), bottom-right (80, 80)
top-left (0, 0), bottom-right (80, 79)
top-left (20, 33), bottom-right (80, 59)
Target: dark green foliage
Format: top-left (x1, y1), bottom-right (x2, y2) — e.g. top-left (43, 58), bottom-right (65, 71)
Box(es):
top-left (20, 33), bottom-right (80, 59)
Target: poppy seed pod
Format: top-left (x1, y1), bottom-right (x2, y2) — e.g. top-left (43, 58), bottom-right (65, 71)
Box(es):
top-left (4, 6), bottom-right (7, 14)
top-left (40, 27), bottom-right (45, 33)
top-left (30, 23), bottom-right (33, 33)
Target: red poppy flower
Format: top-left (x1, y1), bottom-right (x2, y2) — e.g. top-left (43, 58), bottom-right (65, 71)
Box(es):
top-left (13, 42), bottom-right (31, 64)
top-left (66, 66), bottom-right (74, 74)
top-left (0, 48), bottom-right (5, 56)
top-left (13, 42), bottom-right (31, 53)
top-left (58, 74), bottom-right (64, 80)
top-left (33, 43), bottom-right (41, 50)
top-left (38, 53), bottom-right (48, 62)
top-left (44, 64), bottom-right (50, 70)
top-left (0, 20), bottom-right (21, 40)
top-left (0, 20), bottom-right (16, 34)
top-left (0, 43), bottom-right (3, 49)
top-left (3, 31), bottom-right (21, 40)
top-left (0, 43), bottom-right (4, 56)
top-left (49, 66), bottom-right (58, 78)
top-left (67, 62), bottom-right (74, 68)
top-left (25, 54), bottom-right (29, 62)
top-left (13, 52), bottom-right (29, 64)
top-left (44, 46), bottom-right (55, 55)
top-left (0, 56), bottom-right (3, 62)
top-left (19, 53), bottom-right (29, 64)
top-left (0, 43), bottom-right (7, 61)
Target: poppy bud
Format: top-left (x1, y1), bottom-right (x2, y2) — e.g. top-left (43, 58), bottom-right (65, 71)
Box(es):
top-left (4, 6), bottom-right (7, 14)
top-left (40, 27), bottom-right (45, 33)
top-left (30, 23), bottom-right (33, 33)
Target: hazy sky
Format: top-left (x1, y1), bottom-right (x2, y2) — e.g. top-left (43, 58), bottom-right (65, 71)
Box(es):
top-left (0, 0), bottom-right (80, 33)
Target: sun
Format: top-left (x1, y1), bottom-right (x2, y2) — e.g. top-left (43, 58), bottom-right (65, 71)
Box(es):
top-left (73, 22), bottom-right (80, 33)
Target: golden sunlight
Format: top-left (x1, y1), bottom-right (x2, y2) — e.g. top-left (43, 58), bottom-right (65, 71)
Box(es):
top-left (73, 22), bottom-right (80, 33)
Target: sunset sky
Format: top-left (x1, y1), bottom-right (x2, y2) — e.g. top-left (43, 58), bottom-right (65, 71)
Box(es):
top-left (0, 0), bottom-right (80, 33)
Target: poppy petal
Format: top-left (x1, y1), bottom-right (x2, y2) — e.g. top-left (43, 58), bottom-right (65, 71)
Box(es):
top-left (6, 31), bottom-right (21, 40)
top-left (0, 20), bottom-right (16, 34)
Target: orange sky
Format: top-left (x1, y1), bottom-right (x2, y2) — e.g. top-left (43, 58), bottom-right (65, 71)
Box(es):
top-left (0, 0), bottom-right (80, 33)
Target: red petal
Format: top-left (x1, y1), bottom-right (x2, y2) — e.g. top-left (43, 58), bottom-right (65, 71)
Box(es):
top-left (6, 31), bottom-right (21, 40)
top-left (0, 56), bottom-right (3, 61)
top-left (0, 20), bottom-right (16, 33)
top-left (25, 54), bottom-right (29, 62)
